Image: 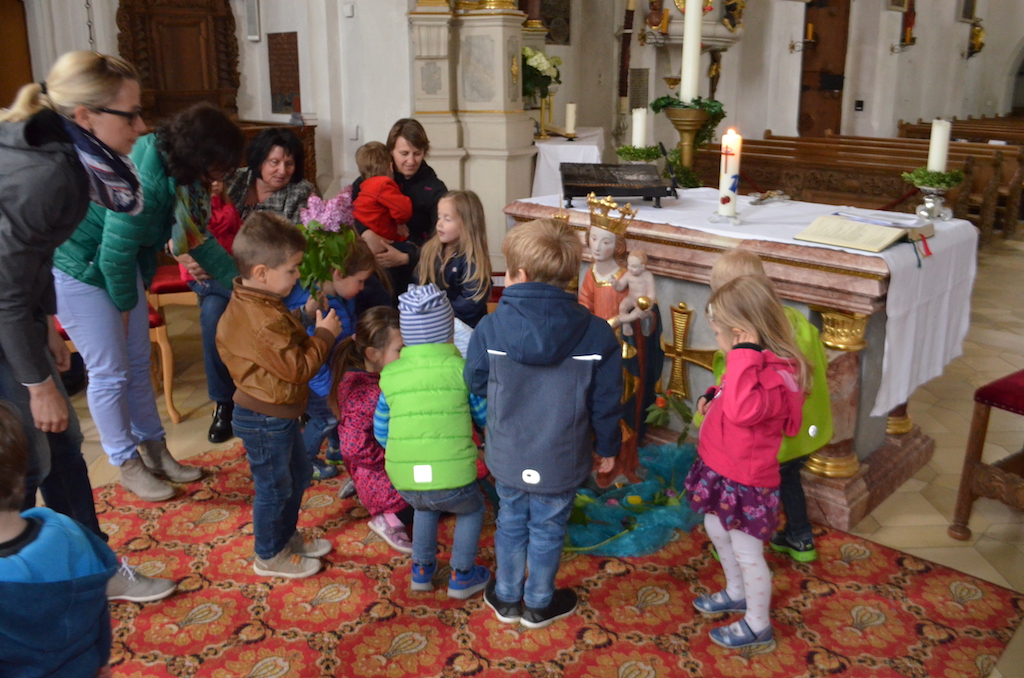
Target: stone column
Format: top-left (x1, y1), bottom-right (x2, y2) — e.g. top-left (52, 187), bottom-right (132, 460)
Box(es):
top-left (410, 0), bottom-right (466, 189)
top-left (522, 0), bottom-right (547, 51)
top-left (456, 3), bottom-right (537, 269)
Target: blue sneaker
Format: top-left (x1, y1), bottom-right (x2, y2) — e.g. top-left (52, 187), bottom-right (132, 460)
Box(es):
top-left (411, 562), bottom-right (436, 592)
top-left (693, 590), bottom-right (747, 614)
top-left (447, 565), bottom-right (490, 600)
top-left (311, 459), bottom-right (338, 481)
top-left (325, 445), bottom-right (344, 465)
top-left (709, 619), bottom-right (774, 650)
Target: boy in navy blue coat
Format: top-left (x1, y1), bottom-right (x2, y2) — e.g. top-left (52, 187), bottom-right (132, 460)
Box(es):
top-left (464, 218), bottom-right (622, 629)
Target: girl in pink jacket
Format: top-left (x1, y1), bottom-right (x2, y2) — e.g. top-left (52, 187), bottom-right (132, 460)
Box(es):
top-left (683, 275), bottom-right (808, 651)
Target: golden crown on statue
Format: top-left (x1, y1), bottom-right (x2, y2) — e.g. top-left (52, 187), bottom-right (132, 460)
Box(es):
top-left (587, 192), bottom-right (636, 236)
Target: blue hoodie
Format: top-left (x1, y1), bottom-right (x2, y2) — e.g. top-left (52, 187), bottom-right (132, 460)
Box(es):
top-left (283, 284), bottom-right (357, 397)
top-left (465, 282), bottom-right (623, 494)
top-left (0, 507), bottom-right (117, 678)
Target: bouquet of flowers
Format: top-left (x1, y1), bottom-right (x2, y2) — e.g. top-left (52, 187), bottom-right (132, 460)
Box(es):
top-left (522, 46), bottom-right (562, 101)
top-left (297, 188), bottom-right (356, 291)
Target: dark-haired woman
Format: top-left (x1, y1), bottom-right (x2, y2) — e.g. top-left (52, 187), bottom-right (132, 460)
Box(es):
top-left (52, 102), bottom-right (243, 502)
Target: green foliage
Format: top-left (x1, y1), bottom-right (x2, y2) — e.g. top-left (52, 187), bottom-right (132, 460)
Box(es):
top-left (297, 223), bottom-right (355, 292)
top-left (615, 145), bottom-right (662, 162)
top-left (650, 96), bottom-right (727, 151)
top-left (901, 167), bottom-right (965, 190)
top-left (644, 392), bottom-right (694, 446)
top-left (661, 147), bottom-right (704, 188)
top-left (522, 47), bottom-right (562, 100)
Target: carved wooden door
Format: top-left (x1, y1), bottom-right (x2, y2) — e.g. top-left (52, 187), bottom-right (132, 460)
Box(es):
top-left (798, 0), bottom-right (851, 137)
top-left (0, 0), bottom-right (33, 109)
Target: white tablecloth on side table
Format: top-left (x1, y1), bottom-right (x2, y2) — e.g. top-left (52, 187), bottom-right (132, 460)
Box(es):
top-left (531, 127), bottom-right (605, 198)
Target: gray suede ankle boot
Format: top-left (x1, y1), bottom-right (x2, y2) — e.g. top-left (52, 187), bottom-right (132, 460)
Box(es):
top-left (138, 439), bottom-right (203, 483)
top-left (120, 455), bottom-right (175, 502)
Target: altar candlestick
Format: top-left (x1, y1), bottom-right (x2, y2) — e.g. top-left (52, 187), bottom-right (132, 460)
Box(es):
top-left (565, 103), bottom-right (577, 135)
top-left (718, 128), bottom-right (742, 217)
top-left (631, 108), bottom-right (647, 148)
top-left (806, 23), bottom-right (814, 41)
top-left (680, 0), bottom-right (702, 102)
top-left (927, 119), bottom-right (951, 172)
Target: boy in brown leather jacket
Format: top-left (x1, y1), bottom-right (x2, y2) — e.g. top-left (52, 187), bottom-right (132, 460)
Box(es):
top-left (216, 212), bottom-right (342, 578)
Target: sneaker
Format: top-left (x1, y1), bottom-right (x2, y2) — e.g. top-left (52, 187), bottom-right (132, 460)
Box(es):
top-left (311, 459), bottom-right (339, 481)
top-left (368, 514), bottom-right (413, 554)
top-left (693, 590), bottom-right (747, 614)
top-left (411, 561), bottom-right (437, 592)
top-left (520, 588), bottom-right (578, 629)
top-left (484, 580), bottom-right (523, 624)
top-left (337, 477), bottom-right (356, 499)
top-left (325, 446), bottom-right (344, 465)
top-left (769, 531), bottom-right (818, 563)
top-left (708, 619), bottom-right (774, 650)
top-left (106, 557), bottom-right (177, 602)
top-left (447, 565), bottom-right (490, 600)
top-left (288, 531), bottom-right (332, 558)
top-left (253, 546), bottom-right (321, 579)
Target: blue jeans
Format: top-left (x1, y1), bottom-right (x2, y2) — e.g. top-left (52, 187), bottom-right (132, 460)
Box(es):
top-left (493, 481), bottom-right (575, 609)
top-left (302, 393), bottom-right (339, 462)
top-left (779, 457), bottom-right (813, 543)
top-left (398, 483), bottom-right (485, 572)
top-left (232, 407), bottom-right (311, 559)
top-left (188, 279), bottom-right (235, 404)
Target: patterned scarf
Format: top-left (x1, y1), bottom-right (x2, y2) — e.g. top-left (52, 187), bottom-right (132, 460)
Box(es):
top-left (169, 181), bottom-right (211, 256)
top-left (60, 118), bottom-right (143, 215)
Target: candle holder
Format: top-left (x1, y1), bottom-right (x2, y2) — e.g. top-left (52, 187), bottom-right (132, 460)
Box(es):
top-left (664, 107), bottom-right (709, 170)
top-left (708, 212), bottom-right (740, 225)
top-left (915, 186), bottom-right (953, 221)
top-left (663, 76), bottom-right (681, 91)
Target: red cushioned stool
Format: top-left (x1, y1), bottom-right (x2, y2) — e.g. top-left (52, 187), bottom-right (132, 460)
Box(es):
top-left (148, 264), bottom-right (197, 310)
top-left (948, 369), bottom-right (1024, 540)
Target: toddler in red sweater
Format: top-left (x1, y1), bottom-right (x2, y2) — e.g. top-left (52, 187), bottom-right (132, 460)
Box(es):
top-left (353, 142), bottom-right (413, 243)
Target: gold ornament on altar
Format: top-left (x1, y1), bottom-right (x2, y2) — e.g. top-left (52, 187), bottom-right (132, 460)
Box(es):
top-left (660, 302), bottom-right (717, 400)
top-left (587, 193), bottom-right (637, 237)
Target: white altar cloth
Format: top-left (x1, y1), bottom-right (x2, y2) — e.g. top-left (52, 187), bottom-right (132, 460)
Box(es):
top-left (531, 127), bottom-right (605, 198)
top-left (524, 188), bottom-right (978, 417)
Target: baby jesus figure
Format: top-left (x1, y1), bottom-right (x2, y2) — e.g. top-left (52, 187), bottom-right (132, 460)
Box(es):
top-left (612, 250), bottom-right (657, 336)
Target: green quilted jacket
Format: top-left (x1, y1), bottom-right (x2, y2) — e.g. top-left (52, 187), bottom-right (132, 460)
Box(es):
top-left (52, 134), bottom-right (237, 312)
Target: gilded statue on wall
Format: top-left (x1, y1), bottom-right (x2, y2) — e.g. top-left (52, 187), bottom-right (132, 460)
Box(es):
top-left (722, 0), bottom-right (745, 32)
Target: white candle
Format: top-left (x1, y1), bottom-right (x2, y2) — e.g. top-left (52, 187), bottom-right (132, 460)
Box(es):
top-left (631, 108), bottom-right (646, 147)
top-left (565, 103), bottom-right (577, 136)
top-left (718, 128), bottom-right (742, 217)
top-left (680, 0), bottom-right (702, 102)
top-left (927, 118), bottom-right (951, 172)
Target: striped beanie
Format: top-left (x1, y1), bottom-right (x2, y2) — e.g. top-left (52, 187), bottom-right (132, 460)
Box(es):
top-left (397, 283), bottom-right (454, 346)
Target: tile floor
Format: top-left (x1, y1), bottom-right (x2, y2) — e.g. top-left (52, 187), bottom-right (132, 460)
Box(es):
top-left (73, 241), bottom-right (1024, 677)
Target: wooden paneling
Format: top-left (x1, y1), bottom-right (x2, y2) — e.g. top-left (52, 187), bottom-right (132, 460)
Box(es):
top-left (0, 0), bottom-right (33, 108)
top-left (798, 0), bottom-right (851, 138)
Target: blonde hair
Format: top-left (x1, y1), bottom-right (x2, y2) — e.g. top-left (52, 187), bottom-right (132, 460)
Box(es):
top-left (328, 306), bottom-right (401, 416)
top-left (1, 51), bottom-right (137, 123)
top-left (503, 218), bottom-right (581, 288)
top-left (416, 190), bottom-right (492, 302)
top-left (710, 249), bottom-right (765, 292)
top-left (355, 141), bottom-right (391, 179)
top-left (707, 275), bottom-right (810, 392)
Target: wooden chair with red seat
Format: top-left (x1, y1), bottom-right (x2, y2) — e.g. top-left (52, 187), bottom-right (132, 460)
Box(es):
top-left (948, 370), bottom-right (1024, 540)
top-left (54, 306), bottom-right (181, 424)
top-left (148, 264), bottom-right (197, 310)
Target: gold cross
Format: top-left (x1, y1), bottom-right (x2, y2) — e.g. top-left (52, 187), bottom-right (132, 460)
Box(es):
top-left (661, 302), bottom-right (717, 400)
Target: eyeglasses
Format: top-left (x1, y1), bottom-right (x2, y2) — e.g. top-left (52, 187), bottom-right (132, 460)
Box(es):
top-left (94, 107), bottom-right (143, 125)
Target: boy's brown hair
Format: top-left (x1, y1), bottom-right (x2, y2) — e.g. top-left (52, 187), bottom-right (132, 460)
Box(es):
top-left (356, 142), bottom-right (392, 179)
top-left (0, 402), bottom-right (29, 512)
top-left (502, 218), bottom-right (581, 288)
top-left (710, 249), bottom-right (766, 292)
top-left (232, 212), bottom-right (307, 279)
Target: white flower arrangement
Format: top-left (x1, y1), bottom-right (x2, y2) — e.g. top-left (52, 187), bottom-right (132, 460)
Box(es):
top-left (522, 46), bottom-right (562, 100)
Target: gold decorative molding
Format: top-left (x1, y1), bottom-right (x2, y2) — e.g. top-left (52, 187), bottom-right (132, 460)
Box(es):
top-left (511, 53), bottom-right (519, 85)
top-left (415, 0), bottom-right (452, 6)
top-left (805, 451), bottom-right (861, 478)
top-left (524, 18), bottom-right (546, 29)
top-left (478, 0), bottom-right (518, 8)
top-left (661, 302), bottom-right (717, 400)
top-left (886, 413), bottom-right (914, 435)
top-left (811, 307), bottom-right (869, 352)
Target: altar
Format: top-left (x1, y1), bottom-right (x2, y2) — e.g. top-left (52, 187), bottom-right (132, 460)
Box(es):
top-left (504, 189), bottom-right (978, 531)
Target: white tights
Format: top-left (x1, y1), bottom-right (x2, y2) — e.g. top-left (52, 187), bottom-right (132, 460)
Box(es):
top-left (704, 513), bottom-right (772, 632)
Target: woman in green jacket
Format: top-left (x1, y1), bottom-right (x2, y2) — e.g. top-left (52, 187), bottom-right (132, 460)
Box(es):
top-left (52, 102), bottom-right (243, 502)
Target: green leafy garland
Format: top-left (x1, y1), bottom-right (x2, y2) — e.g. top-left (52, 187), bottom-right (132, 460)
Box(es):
top-left (901, 167), bottom-right (965, 190)
top-left (649, 95), bottom-right (727, 149)
top-left (661, 147), bottom-right (703, 189)
top-left (615, 145), bottom-right (662, 162)
top-left (296, 224), bottom-right (355, 293)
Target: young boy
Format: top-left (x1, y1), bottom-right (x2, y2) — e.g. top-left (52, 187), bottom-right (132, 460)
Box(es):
top-left (376, 283), bottom-right (490, 599)
top-left (216, 212), bottom-right (342, 579)
top-left (699, 249), bottom-right (833, 562)
top-left (465, 219), bottom-right (623, 629)
top-left (352, 141), bottom-right (414, 244)
top-left (0, 402), bottom-right (118, 677)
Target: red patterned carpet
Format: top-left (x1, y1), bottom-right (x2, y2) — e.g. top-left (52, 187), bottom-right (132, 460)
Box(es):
top-left (96, 444), bottom-right (1023, 677)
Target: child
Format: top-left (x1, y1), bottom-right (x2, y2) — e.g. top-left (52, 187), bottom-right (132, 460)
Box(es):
top-left (376, 284), bottom-right (490, 599)
top-left (684, 275), bottom-right (808, 650)
top-left (328, 306), bottom-right (414, 553)
top-left (611, 250), bottom-right (657, 336)
top-left (465, 219), bottom-right (623, 629)
top-left (352, 141), bottom-right (413, 244)
top-left (216, 212), bottom-right (343, 579)
top-left (701, 249), bottom-right (833, 562)
top-left (415, 190), bottom-right (492, 334)
top-left (0, 402), bottom-right (118, 678)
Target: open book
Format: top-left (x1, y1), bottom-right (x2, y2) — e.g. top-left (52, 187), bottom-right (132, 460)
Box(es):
top-left (794, 213), bottom-right (934, 253)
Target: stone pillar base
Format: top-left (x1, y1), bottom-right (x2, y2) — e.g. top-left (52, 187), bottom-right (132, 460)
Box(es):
top-left (862, 424), bottom-right (935, 516)
top-left (801, 465), bottom-right (870, 532)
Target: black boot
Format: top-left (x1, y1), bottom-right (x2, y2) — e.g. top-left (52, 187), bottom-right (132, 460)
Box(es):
top-left (208, 401), bottom-right (234, 443)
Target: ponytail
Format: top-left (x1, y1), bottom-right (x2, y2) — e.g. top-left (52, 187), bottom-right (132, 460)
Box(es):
top-left (327, 306), bottom-right (401, 417)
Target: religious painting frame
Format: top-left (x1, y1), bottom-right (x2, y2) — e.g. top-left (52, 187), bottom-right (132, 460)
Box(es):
top-left (886, 0), bottom-right (909, 12)
top-left (957, 0), bottom-right (976, 23)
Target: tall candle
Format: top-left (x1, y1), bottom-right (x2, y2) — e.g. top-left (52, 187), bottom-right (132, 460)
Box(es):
top-left (927, 119), bottom-right (951, 172)
top-left (806, 23), bottom-right (814, 41)
top-left (565, 103), bottom-right (577, 135)
top-left (631, 108), bottom-right (646, 147)
top-left (718, 128), bottom-right (742, 217)
top-left (680, 0), bottom-right (702, 102)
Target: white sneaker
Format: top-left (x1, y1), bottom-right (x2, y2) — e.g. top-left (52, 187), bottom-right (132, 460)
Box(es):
top-left (288, 531), bottom-right (332, 558)
top-left (106, 557), bottom-right (177, 602)
top-left (253, 545), bottom-right (321, 579)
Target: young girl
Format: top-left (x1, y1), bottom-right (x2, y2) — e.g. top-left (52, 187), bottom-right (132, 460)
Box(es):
top-left (683, 275), bottom-right (808, 651)
top-left (328, 306), bottom-right (413, 553)
top-left (415, 190), bottom-right (492, 353)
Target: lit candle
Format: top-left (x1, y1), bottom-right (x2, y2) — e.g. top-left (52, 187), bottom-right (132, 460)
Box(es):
top-left (680, 0), bottom-right (702, 102)
top-left (927, 119), bottom-right (951, 172)
top-left (904, 27), bottom-right (911, 44)
top-left (565, 103), bottom-right (577, 135)
top-left (631, 107), bottom-right (646, 147)
top-left (718, 128), bottom-right (742, 217)
top-left (806, 23), bottom-right (814, 41)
